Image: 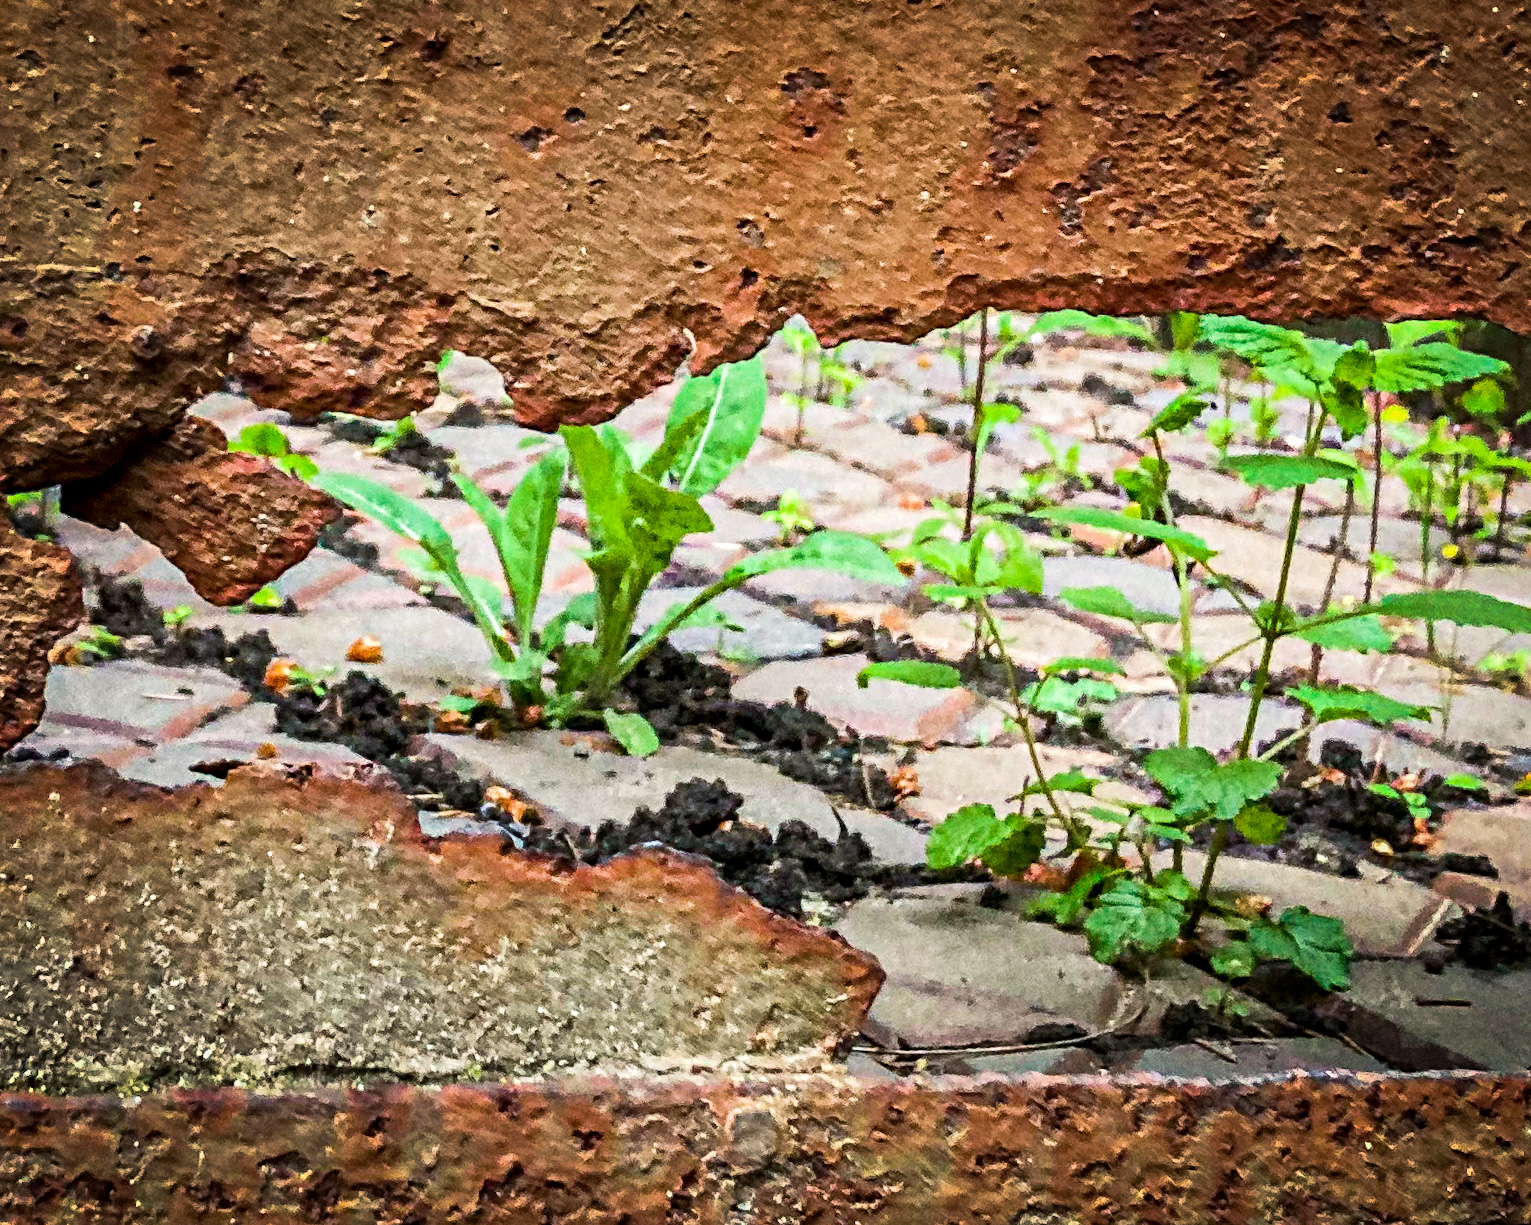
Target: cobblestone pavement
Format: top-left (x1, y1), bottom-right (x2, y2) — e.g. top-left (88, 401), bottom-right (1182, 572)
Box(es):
top-left (18, 320), bottom-right (1531, 1075)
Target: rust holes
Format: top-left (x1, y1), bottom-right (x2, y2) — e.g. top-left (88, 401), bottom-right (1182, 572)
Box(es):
top-left (564, 106), bottom-right (586, 124)
top-left (418, 34), bottom-right (450, 63)
top-left (518, 127), bottom-right (554, 154)
top-left (736, 218), bottom-right (764, 248)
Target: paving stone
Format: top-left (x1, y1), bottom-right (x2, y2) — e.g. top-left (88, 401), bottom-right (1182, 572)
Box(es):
top-left (10, 721), bottom-right (149, 770)
top-left (1105, 693), bottom-right (1302, 755)
top-left (898, 743), bottom-right (1147, 827)
top-left (633, 587), bottom-right (825, 662)
top-left (1343, 961), bottom-right (1531, 1071)
top-left (1167, 465), bottom-right (1259, 520)
top-left (1370, 656), bottom-right (1531, 750)
top-left (39, 659), bottom-right (248, 743)
top-left (273, 548), bottom-right (427, 612)
top-left (1042, 554), bottom-right (1189, 618)
top-left (120, 726), bottom-right (370, 788)
top-left (190, 391), bottom-right (291, 433)
top-left (832, 894), bottom-right (1127, 1046)
top-left (1430, 801), bottom-right (1531, 919)
top-left (302, 439), bottom-right (435, 497)
top-left (730, 654), bottom-right (981, 747)
top-left (428, 731), bottom-right (926, 863)
top-left (743, 564), bottom-right (911, 614)
top-left (1140, 614), bottom-right (1348, 679)
top-left (438, 352), bottom-right (512, 404)
top-left (424, 422), bottom-right (543, 475)
top-left (1172, 849), bottom-right (1454, 958)
top-left (1306, 721), bottom-right (1481, 778)
top-left (760, 396), bottom-right (869, 445)
top-left (715, 445), bottom-right (894, 516)
top-left (813, 420), bottom-right (960, 481)
top-left (52, 515), bottom-right (164, 578)
top-left (1298, 515), bottom-right (1449, 580)
top-left (194, 604), bottom-right (495, 703)
top-left (1125, 1037), bottom-right (1386, 1080)
top-left (905, 607), bottom-right (1109, 669)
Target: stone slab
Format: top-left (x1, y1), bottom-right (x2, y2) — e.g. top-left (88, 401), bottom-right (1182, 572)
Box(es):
top-left (1127, 1037), bottom-right (1386, 1080)
top-left (634, 587), bottom-right (825, 662)
top-left (1344, 961), bottom-right (1531, 1072)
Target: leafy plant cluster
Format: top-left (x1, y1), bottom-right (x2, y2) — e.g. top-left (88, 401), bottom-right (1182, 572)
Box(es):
top-left (885, 310), bottom-right (1529, 993)
top-left (308, 356), bottom-right (900, 756)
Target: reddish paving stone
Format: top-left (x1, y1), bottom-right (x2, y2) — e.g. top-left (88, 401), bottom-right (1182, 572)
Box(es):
top-left (730, 653), bottom-right (980, 746)
top-left (715, 445), bottom-right (893, 516)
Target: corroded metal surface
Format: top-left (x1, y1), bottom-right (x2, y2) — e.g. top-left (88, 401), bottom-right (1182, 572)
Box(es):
top-left (4, 0), bottom-right (1529, 745)
top-left (0, 1070), bottom-right (1527, 1222)
top-left (0, 762), bottom-right (882, 1094)
top-left (0, 524), bottom-right (82, 748)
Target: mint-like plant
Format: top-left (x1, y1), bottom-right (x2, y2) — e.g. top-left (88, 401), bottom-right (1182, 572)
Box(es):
top-left (313, 356), bottom-right (901, 755)
top-left (227, 422), bottom-right (317, 480)
top-left (897, 312), bottom-right (1528, 991)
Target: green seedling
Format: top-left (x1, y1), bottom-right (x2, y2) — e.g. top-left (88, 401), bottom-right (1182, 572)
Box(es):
top-left (763, 489), bottom-right (815, 542)
top-left (162, 605), bottom-right (194, 629)
top-left (227, 423), bottom-right (318, 480)
top-left (245, 585), bottom-right (286, 611)
top-left (314, 356), bottom-right (902, 757)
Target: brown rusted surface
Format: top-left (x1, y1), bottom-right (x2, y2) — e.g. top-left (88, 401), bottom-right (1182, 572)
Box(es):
top-left (0, 524), bottom-right (83, 750)
top-left (61, 417), bottom-right (339, 606)
top-left (0, 1070), bottom-right (1527, 1222)
top-left (0, 762), bottom-right (882, 1094)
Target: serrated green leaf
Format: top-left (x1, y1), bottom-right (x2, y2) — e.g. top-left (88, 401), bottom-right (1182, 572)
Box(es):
top-left (731, 530), bottom-right (903, 584)
top-left (1373, 344), bottom-right (1510, 394)
top-left (603, 710), bottom-right (660, 758)
top-left (1042, 656), bottom-right (1125, 676)
top-left (1210, 941), bottom-right (1257, 979)
top-left (312, 473), bottom-right (455, 557)
top-left (1198, 317), bottom-right (1316, 383)
top-left (1036, 506), bottom-right (1215, 562)
top-left (857, 660), bottom-right (963, 690)
top-left (927, 804), bottom-right (1008, 870)
top-left (1442, 772), bottom-right (1487, 792)
top-left (1223, 453), bottom-right (1359, 490)
top-left (1082, 879), bottom-right (1183, 963)
top-left (228, 422), bottom-right (292, 458)
top-left (1294, 613), bottom-right (1394, 654)
top-left (1144, 747), bottom-right (1282, 820)
top-left (1057, 585), bottom-right (1178, 625)
top-left (1462, 378), bottom-right (1507, 421)
top-left (980, 819), bottom-right (1047, 877)
top-left (1384, 320), bottom-right (1462, 349)
top-left (1248, 907), bottom-right (1352, 991)
top-left (1029, 866), bottom-right (1114, 927)
top-left (1287, 684), bottom-right (1432, 728)
top-left (1234, 803), bottom-right (1288, 845)
top-left (1374, 590), bottom-right (1531, 634)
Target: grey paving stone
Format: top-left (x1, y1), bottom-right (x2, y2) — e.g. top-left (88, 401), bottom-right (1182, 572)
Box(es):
top-left (1042, 554), bottom-right (1188, 618)
top-left (633, 587), bottom-right (825, 662)
top-left (730, 653), bottom-right (981, 746)
top-left (1105, 693), bottom-right (1302, 755)
top-left (1344, 961), bottom-right (1531, 1071)
top-left (1431, 801), bottom-right (1531, 918)
top-left (427, 731), bottom-right (927, 863)
top-left (10, 721), bottom-right (148, 770)
top-left (1127, 1038), bottom-right (1386, 1080)
top-left (438, 352), bottom-right (511, 405)
top-left (897, 743), bottom-right (1147, 828)
top-left (832, 894), bottom-right (1127, 1046)
top-left (40, 659), bottom-right (248, 741)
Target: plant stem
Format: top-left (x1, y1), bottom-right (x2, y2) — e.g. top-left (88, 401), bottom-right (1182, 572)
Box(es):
top-left (1175, 551), bottom-right (1194, 748)
top-left (1236, 481), bottom-right (1307, 760)
top-left (962, 307), bottom-right (992, 541)
top-left (1364, 390), bottom-right (1384, 602)
top-left (1308, 478), bottom-right (1355, 686)
top-left (1496, 473), bottom-right (1513, 556)
top-left (795, 349), bottom-right (810, 446)
top-left (1186, 823), bottom-right (1228, 936)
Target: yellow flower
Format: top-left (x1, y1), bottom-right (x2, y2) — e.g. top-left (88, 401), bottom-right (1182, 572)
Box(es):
top-left (1441, 543), bottom-right (1460, 560)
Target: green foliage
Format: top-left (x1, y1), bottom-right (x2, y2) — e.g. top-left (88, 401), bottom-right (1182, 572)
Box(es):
top-left (661, 357), bottom-right (768, 495)
top-left (1028, 311), bottom-right (1157, 347)
top-left (1035, 506), bottom-right (1216, 562)
top-left (162, 604), bottom-right (194, 629)
top-left (763, 489), bottom-right (815, 541)
top-left (246, 585), bottom-right (285, 611)
top-left (1247, 907), bottom-right (1353, 990)
top-left (1294, 613), bottom-right (1393, 654)
top-left (602, 710), bottom-right (660, 758)
top-left (1083, 876), bottom-right (1191, 962)
top-left (1286, 685), bottom-right (1432, 728)
top-left (228, 423), bottom-right (318, 480)
top-left (1143, 747), bottom-right (1282, 820)
top-left (926, 804), bottom-right (1045, 877)
top-left (370, 415), bottom-right (419, 454)
top-left (1223, 453), bottom-right (1358, 491)
top-left (1057, 585), bottom-right (1177, 625)
top-left (856, 660), bottom-right (963, 689)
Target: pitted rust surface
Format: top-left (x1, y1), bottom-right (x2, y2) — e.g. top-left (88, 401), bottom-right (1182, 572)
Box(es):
top-left (4, 0), bottom-right (1530, 745)
top-left (0, 524), bottom-right (82, 750)
top-left (0, 1070), bottom-right (1528, 1222)
top-left (0, 762), bottom-right (882, 1094)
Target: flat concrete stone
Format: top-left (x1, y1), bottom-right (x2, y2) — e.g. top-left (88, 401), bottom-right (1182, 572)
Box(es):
top-left (1127, 1037), bottom-right (1386, 1080)
top-left (193, 604), bottom-right (495, 703)
top-left (428, 731), bottom-right (928, 863)
top-left (1371, 655), bottom-right (1531, 750)
top-left (40, 659), bottom-right (248, 743)
top-left (907, 607), bottom-right (1109, 670)
top-left (1432, 801), bottom-right (1531, 918)
top-left (1106, 693), bottom-right (1302, 755)
top-left (715, 444), bottom-right (893, 516)
top-left (833, 894), bottom-right (1126, 1046)
top-left (1344, 961), bottom-right (1531, 1071)
top-left (1042, 554), bottom-right (1188, 618)
top-left (1173, 850), bottom-right (1454, 958)
top-left (437, 352), bottom-right (511, 405)
top-left (898, 743), bottom-right (1147, 827)
top-left (730, 654), bottom-right (980, 747)
top-left (634, 587), bottom-right (825, 662)
top-left (10, 721), bottom-right (149, 770)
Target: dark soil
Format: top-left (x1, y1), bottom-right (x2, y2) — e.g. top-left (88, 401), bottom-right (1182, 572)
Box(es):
top-left (317, 513), bottom-right (381, 569)
top-left (1436, 891), bottom-right (1531, 971)
top-left (618, 641), bottom-right (903, 811)
top-left (1080, 372), bottom-right (1136, 407)
top-left (520, 777), bottom-right (981, 919)
top-left (322, 415), bottom-right (459, 492)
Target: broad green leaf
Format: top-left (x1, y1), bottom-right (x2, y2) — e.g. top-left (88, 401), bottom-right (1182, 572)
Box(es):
top-left (733, 531), bottom-right (903, 584)
top-left (501, 449), bottom-right (567, 642)
top-left (228, 422), bottom-right (292, 458)
top-left (856, 660), bottom-right (963, 690)
top-left (1036, 506), bottom-right (1215, 562)
top-left (1027, 310), bottom-right (1157, 347)
top-left (1197, 317), bottom-right (1315, 383)
top-left (1248, 906), bottom-right (1352, 991)
top-left (1373, 344), bottom-right (1510, 394)
top-left (662, 356), bottom-right (768, 495)
top-left (1223, 453), bottom-right (1358, 490)
top-left (603, 710), bottom-right (660, 758)
top-left (1330, 344), bottom-right (1376, 390)
top-left (1210, 941), bottom-right (1257, 980)
top-left (1057, 585), bottom-right (1177, 625)
top-left (247, 585), bottom-right (284, 611)
top-left (974, 400), bottom-right (1022, 459)
top-left (1234, 804), bottom-right (1288, 845)
top-left (1142, 391), bottom-right (1210, 436)
top-left (1024, 676), bottom-right (1118, 716)
top-left (312, 472), bottom-right (455, 557)
top-left (1144, 747), bottom-right (1282, 820)
top-left (981, 819), bottom-right (1047, 877)
top-left (1286, 684), bottom-right (1432, 728)
top-left (927, 804), bottom-right (1009, 870)
top-left (1083, 879), bottom-right (1183, 963)
top-left (1029, 865), bottom-right (1115, 926)
top-left (1373, 590), bottom-right (1531, 634)
top-left (1294, 614), bottom-right (1394, 654)
top-left (561, 425), bottom-right (632, 556)
top-left (1042, 656), bottom-right (1125, 676)
top-left (274, 452), bottom-right (319, 481)
top-left (626, 469), bottom-right (714, 563)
